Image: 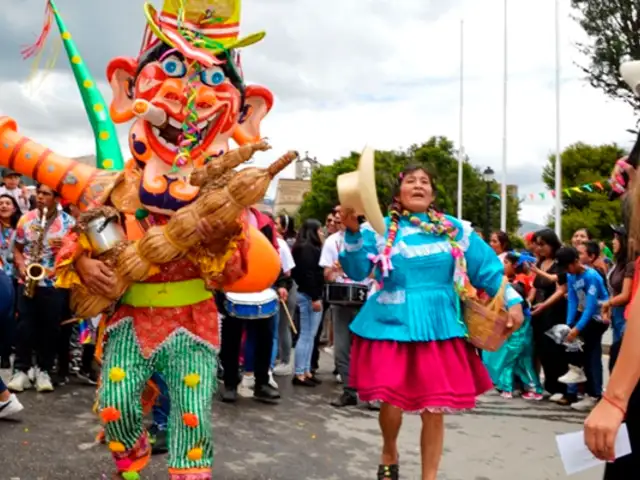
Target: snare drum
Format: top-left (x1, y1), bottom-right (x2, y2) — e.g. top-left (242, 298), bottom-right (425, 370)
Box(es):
top-left (324, 283), bottom-right (368, 306)
top-left (224, 289), bottom-right (279, 319)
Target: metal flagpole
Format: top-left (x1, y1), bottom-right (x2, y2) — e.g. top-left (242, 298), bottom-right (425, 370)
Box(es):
top-left (500, 0), bottom-right (508, 231)
top-left (457, 19), bottom-right (464, 219)
top-left (554, 0), bottom-right (562, 238)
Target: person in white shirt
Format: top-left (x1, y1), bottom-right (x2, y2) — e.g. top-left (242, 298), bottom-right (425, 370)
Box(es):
top-left (0, 170), bottom-right (30, 214)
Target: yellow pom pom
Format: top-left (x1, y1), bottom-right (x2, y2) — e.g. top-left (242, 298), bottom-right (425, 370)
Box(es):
top-left (61, 32), bottom-right (71, 40)
top-left (71, 55), bottom-right (81, 64)
top-left (109, 367), bottom-right (126, 382)
top-left (108, 441), bottom-right (126, 453)
top-left (83, 79), bottom-right (93, 88)
top-left (187, 447), bottom-right (203, 461)
top-left (183, 373), bottom-right (200, 388)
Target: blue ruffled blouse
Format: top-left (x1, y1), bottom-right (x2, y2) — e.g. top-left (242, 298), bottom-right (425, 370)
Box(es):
top-left (339, 214), bottom-right (522, 343)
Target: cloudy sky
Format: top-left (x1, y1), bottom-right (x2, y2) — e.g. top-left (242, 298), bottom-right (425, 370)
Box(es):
top-left (0, 0), bottom-right (637, 224)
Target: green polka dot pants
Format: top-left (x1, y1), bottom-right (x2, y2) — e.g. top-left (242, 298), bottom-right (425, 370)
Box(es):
top-left (99, 318), bottom-right (217, 473)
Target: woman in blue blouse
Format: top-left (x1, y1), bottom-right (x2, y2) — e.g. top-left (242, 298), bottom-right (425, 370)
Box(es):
top-left (340, 166), bottom-right (523, 480)
top-left (0, 193), bottom-right (20, 369)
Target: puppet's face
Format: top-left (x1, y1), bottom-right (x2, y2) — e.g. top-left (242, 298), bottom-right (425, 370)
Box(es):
top-left (106, 46), bottom-right (272, 214)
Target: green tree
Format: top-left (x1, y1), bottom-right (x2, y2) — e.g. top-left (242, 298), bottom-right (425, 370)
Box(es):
top-left (297, 137), bottom-right (520, 234)
top-left (542, 142), bottom-right (625, 241)
top-left (571, 0), bottom-right (640, 111)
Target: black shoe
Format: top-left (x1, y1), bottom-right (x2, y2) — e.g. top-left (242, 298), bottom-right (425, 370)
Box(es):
top-left (367, 400), bottom-right (382, 411)
top-left (292, 376), bottom-right (316, 387)
top-left (309, 374), bottom-right (322, 385)
top-left (221, 388), bottom-right (238, 403)
top-left (331, 391), bottom-right (358, 408)
top-left (148, 425), bottom-right (168, 455)
top-left (253, 384), bottom-right (280, 404)
top-left (0, 358), bottom-right (10, 369)
top-left (377, 464), bottom-right (399, 479)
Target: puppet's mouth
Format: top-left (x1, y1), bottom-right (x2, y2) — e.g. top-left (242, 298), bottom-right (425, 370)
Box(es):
top-left (149, 112), bottom-right (221, 152)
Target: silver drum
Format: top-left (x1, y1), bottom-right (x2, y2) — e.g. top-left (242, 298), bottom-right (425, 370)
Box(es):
top-left (85, 216), bottom-right (126, 254)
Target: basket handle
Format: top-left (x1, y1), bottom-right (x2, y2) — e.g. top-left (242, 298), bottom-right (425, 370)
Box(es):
top-left (487, 276), bottom-right (508, 311)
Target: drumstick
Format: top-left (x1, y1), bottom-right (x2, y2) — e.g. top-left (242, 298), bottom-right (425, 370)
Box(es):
top-left (280, 299), bottom-right (298, 335)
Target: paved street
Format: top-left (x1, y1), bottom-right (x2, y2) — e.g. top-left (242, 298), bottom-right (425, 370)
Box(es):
top-left (0, 358), bottom-right (604, 480)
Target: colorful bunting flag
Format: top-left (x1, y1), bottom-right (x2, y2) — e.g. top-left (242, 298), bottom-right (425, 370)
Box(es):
top-left (517, 177), bottom-right (614, 202)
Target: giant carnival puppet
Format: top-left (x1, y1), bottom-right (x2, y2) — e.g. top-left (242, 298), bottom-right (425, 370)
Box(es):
top-left (0, 0), bottom-right (294, 478)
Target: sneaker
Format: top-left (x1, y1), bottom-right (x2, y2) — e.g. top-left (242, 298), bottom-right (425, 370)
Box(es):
top-left (335, 373), bottom-right (343, 384)
top-left (148, 424), bottom-right (168, 455)
top-left (7, 371), bottom-right (32, 392)
top-left (500, 391), bottom-right (513, 399)
top-left (0, 393), bottom-right (24, 419)
top-left (35, 370), bottom-right (54, 392)
top-left (221, 388), bottom-right (238, 403)
top-left (330, 391), bottom-right (358, 408)
top-left (549, 393), bottom-right (564, 403)
top-left (558, 365), bottom-right (587, 384)
top-left (273, 362), bottom-right (292, 377)
top-left (268, 371), bottom-right (279, 390)
top-left (571, 395), bottom-right (598, 412)
top-left (237, 375), bottom-right (255, 398)
top-left (253, 384), bottom-right (280, 404)
top-left (522, 392), bottom-right (543, 401)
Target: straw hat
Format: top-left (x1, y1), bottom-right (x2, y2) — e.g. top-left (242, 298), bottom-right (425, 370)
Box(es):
top-left (337, 146), bottom-right (386, 235)
top-left (620, 61), bottom-right (640, 96)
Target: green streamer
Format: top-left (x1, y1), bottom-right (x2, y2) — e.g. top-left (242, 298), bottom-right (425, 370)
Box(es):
top-left (48, 0), bottom-right (124, 171)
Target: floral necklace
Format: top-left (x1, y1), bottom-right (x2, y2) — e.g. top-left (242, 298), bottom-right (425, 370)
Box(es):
top-left (369, 209), bottom-right (469, 298)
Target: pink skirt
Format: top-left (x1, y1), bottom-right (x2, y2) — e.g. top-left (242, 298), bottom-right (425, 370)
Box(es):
top-left (350, 336), bottom-right (493, 413)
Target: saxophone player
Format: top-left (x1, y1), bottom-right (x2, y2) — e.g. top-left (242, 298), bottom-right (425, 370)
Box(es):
top-left (7, 184), bottom-right (75, 393)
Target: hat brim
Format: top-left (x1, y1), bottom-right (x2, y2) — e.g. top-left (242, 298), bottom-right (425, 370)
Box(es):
top-left (143, 3), bottom-right (265, 61)
top-left (336, 147), bottom-right (386, 236)
top-left (610, 224), bottom-right (627, 236)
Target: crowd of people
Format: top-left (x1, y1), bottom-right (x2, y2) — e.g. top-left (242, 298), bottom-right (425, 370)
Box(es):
top-left (0, 162), bottom-right (633, 480)
top-left (481, 225), bottom-right (629, 413)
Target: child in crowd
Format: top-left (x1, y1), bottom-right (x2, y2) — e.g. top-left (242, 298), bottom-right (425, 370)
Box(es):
top-left (483, 252), bottom-right (543, 400)
top-left (556, 246), bottom-right (609, 412)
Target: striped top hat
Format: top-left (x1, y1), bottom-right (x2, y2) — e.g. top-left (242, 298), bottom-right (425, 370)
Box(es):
top-left (142, 0), bottom-right (265, 67)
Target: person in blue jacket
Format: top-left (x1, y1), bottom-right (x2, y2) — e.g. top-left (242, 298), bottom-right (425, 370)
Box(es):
top-left (339, 165), bottom-right (524, 480)
top-left (556, 246), bottom-right (609, 412)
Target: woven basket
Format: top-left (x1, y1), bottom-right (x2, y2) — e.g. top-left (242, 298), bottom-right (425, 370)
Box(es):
top-left (464, 277), bottom-right (511, 352)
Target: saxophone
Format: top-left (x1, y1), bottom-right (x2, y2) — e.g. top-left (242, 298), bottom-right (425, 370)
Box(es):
top-left (24, 207), bottom-right (48, 298)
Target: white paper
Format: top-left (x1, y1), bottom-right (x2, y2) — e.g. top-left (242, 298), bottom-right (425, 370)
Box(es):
top-left (556, 424), bottom-right (632, 475)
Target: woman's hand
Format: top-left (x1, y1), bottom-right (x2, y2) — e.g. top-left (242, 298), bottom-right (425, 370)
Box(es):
top-left (530, 303), bottom-right (545, 316)
top-left (341, 208), bottom-right (360, 233)
top-left (506, 304), bottom-right (524, 331)
top-left (601, 300), bottom-right (612, 321)
top-left (584, 398), bottom-right (626, 461)
top-left (312, 300), bottom-right (322, 312)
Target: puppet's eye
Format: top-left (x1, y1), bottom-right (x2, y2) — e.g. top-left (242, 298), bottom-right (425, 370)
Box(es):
top-left (200, 66), bottom-right (225, 86)
top-left (162, 56), bottom-right (186, 77)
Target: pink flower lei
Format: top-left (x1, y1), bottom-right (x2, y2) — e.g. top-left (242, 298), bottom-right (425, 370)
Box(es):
top-left (368, 209), bottom-right (469, 297)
